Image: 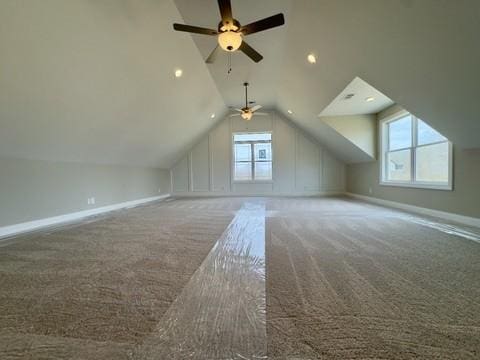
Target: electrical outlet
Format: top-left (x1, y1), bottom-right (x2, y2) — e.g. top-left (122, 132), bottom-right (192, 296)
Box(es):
top-left (91, 197), bottom-right (95, 205)
top-left (158, 188), bottom-right (162, 193)
top-left (368, 187), bottom-right (372, 194)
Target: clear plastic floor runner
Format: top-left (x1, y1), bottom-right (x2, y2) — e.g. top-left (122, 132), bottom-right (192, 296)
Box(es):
top-left (135, 201), bottom-right (267, 360)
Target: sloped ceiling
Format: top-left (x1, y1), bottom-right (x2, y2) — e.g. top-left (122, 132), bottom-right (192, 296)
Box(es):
top-left (319, 77), bottom-right (394, 117)
top-left (173, 0), bottom-right (292, 110)
top-left (275, 0), bottom-right (480, 153)
top-left (175, 0), bottom-right (480, 161)
top-left (0, 0), bottom-right (225, 168)
top-left (1, 0), bottom-right (479, 168)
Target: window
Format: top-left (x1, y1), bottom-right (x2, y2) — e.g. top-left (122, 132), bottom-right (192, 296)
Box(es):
top-left (380, 111), bottom-right (452, 190)
top-left (233, 133), bottom-right (272, 181)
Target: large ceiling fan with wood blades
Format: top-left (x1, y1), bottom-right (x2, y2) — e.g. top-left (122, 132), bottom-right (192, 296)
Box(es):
top-left (173, 0), bottom-right (285, 63)
top-left (230, 82), bottom-right (268, 121)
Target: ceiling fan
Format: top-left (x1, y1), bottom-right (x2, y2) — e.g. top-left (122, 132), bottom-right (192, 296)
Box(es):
top-left (230, 82), bottom-right (267, 121)
top-left (172, 0), bottom-right (285, 63)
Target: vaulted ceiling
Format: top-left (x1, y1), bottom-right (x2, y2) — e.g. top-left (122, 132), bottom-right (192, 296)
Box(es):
top-left (0, 0), bottom-right (225, 167)
top-left (1, 0), bottom-right (479, 168)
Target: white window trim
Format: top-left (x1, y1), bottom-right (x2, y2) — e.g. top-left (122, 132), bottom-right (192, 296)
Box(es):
top-left (379, 110), bottom-right (453, 191)
top-left (232, 132), bottom-right (273, 183)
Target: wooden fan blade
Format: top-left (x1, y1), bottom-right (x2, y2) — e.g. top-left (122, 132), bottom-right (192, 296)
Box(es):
top-left (173, 23), bottom-right (217, 35)
top-left (240, 13), bottom-right (285, 36)
top-left (218, 0), bottom-right (233, 24)
top-left (206, 45), bottom-right (221, 63)
top-left (251, 105), bottom-right (262, 112)
top-left (239, 41), bottom-right (263, 63)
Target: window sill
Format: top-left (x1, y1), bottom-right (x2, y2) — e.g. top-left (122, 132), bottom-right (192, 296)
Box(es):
top-left (379, 181), bottom-right (452, 191)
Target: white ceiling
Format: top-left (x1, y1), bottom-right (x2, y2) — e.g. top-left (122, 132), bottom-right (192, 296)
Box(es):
top-left (0, 0), bottom-right (479, 168)
top-left (174, 0), bottom-right (292, 109)
top-left (319, 77), bottom-right (394, 117)
top-left (175, 0), bottom-right (480, 162)
top-left (0, 0), bottom-right (226, 168)
top-left (272, 0), bottom-right (480, 153)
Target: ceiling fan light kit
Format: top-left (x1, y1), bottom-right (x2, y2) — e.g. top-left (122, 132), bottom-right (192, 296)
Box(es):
top-left (241, 110), bottom-right (253, 121)
top-left (230, 82), bottom-right (264, 121)
top-left (218, 31), bottom-right (242, 51)
top-left (173, 0), bottom-right (285, 63)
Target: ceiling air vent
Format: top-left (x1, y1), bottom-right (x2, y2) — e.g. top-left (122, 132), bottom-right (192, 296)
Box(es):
top-left (344, 93), bottom-right (355, 100)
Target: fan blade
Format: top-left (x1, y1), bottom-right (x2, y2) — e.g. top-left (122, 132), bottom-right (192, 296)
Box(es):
top-left (240, 13), bottom-right (285, 36)
top-left (235, 108), bottom-right (243, 112)
top-left (173, 23), bottom-right (217, 35)
top-left (206, 45), bottom-right (221, 63)
top-left (239, 41), bottom-right (263, 63)
top-left (229, 113), bottom-right (241, 117)
top-left (218, 0), bottom-right (233, 24)
top-left (251, 105), bottom-right (262, 112)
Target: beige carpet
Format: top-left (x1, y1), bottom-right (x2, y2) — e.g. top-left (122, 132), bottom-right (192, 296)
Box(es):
top-left (1, 196), bottom-right (480, 359)
top-left (265, 197), bottom-right (480, 359)
top-left (0, 197), bottom-right (243, 359)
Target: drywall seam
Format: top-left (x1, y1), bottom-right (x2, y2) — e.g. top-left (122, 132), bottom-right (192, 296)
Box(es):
top-left (0, 194), bottom-right (171, 240)
top-left (346, 192), bottom-right (480, 228)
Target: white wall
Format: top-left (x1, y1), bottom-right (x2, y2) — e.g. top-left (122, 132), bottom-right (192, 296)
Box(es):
top-left (321, 114), bottom-right (377, 159)
top-left (347, 105), bottom-right (480, 219)
top-left (170, 112), bottom-right (345, 196)
top-left (0, 157), bottom-right (170, 228)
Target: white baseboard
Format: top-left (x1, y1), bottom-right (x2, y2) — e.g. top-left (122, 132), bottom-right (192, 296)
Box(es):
top-left (172, 190), bottom-right (344, 197)
top-left (346, 192), bottom-right (480, 228)
top-left (0, 194), bottom-right (171, 240)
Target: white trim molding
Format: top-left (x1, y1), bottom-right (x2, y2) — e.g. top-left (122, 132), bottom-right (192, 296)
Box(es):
top-left (0, 194), bottom-right (171, 240)
top-left (172, 191), bottom-right (344, 198)
top-left (346, 192), bottom-right (480, 228)
top-left (379, 110), bottom-right (453, 191)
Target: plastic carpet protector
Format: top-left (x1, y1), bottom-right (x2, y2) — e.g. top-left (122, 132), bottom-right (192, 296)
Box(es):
top-left (353, 199), bottom-right (480, 243)
top-left (135, 201), bottom-right (267, 360)
top-left (395, 214), bottom-right (480, 243)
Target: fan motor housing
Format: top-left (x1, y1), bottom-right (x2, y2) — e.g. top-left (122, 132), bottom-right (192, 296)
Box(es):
top-left (218, 19), bottom-right (241, 33)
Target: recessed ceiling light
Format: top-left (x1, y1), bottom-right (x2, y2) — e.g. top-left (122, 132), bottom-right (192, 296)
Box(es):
top-left (307, 53), bottom-right (316, 64)
top-left (211, 113), bottom-right (216, 119)
top-left (287, 109), bottom-right (293, 114)
top-left (365, 96), bottom-right (375, 102)
top-left (174, 69), bottom-right (183, 78)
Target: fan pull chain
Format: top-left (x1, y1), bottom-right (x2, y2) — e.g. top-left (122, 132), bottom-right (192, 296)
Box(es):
top-left (227, 53), bottom-right (232, 74)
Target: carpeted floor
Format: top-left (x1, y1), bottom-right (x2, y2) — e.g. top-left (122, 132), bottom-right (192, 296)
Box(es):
top-left (265, 197), bottom-right (480, 359)
top-left (0, 196), bottom-right (479, 359)
top-left (0, 197), bottom-right (243, 359)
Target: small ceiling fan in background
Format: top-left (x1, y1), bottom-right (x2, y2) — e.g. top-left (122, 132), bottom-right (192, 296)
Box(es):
top-left (173, 0), bottom-right (285, 63)
top-left (230, 82), bottom-right (268, 121)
